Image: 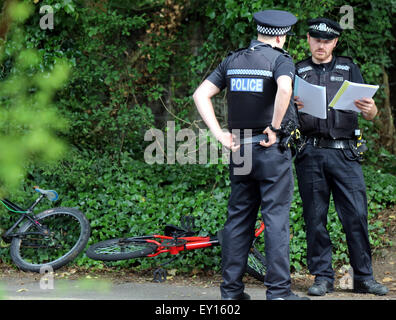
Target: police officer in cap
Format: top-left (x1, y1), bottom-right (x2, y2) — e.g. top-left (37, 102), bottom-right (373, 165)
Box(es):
top-left (193, 10), bottom-right (309, 300)
top-left (294, 18), bottom-right (388, 296)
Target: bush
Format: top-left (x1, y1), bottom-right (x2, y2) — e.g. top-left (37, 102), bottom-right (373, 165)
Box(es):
top-left (1, 148), bottom-right (394, 273)
top-left (0, 0), bottom-right (394, 275)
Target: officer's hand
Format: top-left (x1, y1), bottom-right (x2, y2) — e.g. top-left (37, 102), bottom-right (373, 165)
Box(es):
top-left (260, 127), bottom-right (277, 147)
top-left (354, 97), bottom-right (377, 120)
top-left (294, 96), bottom-right (304, 110)
top-left (217, 131), bottom-right (240, 152)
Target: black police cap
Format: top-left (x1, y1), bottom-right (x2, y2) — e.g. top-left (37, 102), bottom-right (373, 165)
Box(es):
top-left (308, 18), bottom-right (342, 39)
top-left (253, 10), bottom-right (297, 36)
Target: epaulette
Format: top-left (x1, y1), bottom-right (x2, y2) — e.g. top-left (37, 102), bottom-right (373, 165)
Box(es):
top-left (227, 47), bottom-right (247, 56)
top-left (274, 46), bottom-right (291, 58)
top-left (295, 56), bottom-right (312, 67)
top-left (334, 55), bottom-right (355, 72)
top-left (336, 55), bottom-right (354, 63)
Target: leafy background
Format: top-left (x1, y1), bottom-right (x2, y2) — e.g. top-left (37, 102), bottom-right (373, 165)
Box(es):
top-left (0, 0), bottom-right (395, 274)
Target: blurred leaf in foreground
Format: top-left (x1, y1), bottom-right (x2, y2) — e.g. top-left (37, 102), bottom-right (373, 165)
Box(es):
top-left (0, 1), bottom-right (70, 195)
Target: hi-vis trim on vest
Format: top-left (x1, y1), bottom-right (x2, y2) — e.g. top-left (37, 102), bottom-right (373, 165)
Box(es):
top-left (227, 69), bottom-right (273, 77)
top-left (335, 64), bottom-right (350, 71)
top-left (230, 78), bottom-right (264, 92)
top-left (297, 66), bottom-right (313, 74)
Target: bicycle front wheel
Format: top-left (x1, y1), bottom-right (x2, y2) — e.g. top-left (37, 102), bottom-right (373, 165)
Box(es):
top-left (86, 237), bottom-right (158, 261)
top-left (246, 246), bottom-right (266, 282)
top-left (10, 207), bottom-right (90, 273)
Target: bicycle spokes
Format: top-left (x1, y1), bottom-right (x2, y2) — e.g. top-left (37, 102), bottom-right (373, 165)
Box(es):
top-left (17, 213), bottom-right (83, 265)
top-left (94, 240), bottom-right (150, 255)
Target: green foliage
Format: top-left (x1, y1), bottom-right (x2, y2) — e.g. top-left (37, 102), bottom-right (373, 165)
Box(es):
top-left (0, 0), bottom-right (394, 273)
top-left (0, 149), bottom-right (393, 272)
top-left (12, 150), bottom-right (228, 270)
top-left (0, 1), bottom-right (69, 194)
top-left (54, 3), bottom-right (152, 155)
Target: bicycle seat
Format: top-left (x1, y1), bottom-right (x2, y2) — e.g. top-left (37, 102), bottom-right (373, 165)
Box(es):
top-left (34, 186), bottom-right (59, 201)
top-left (164, 224), bottom-right (196, 237)
top-left (164, 216), bottom-right (197, 237)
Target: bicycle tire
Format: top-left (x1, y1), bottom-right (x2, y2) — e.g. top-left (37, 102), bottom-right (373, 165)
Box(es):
top-left (246, 246), bottom-right (266, 282)
top-left (10, 207), bottom-right (90, 273)
top-left (86, 237), bottom-right (158, 261)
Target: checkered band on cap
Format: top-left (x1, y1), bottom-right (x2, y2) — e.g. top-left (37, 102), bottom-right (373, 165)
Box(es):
top-left (309, 23), bottom-right (340, 36)
top-left (257, 25), bottom-right (291, 36)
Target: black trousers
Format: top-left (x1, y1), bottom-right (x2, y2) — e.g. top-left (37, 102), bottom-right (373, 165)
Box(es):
top-left (295, 144), bottom-right (373, 283)
top-left (220, 143), bottom-right (293, 300)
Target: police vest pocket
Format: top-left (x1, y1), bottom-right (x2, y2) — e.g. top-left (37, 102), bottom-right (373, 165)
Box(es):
top-left (299, 113), bottom-right (317, 134)
top-left (333, 110), bottom-right (358, 130)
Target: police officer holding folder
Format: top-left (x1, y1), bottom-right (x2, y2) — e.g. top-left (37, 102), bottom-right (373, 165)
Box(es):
top-left (294, 18), bottom-right (388, 297)
top-left (193, 9), bottom-right (308, 300)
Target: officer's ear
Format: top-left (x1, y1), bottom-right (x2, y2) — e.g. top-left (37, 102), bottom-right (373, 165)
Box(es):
top-left (333, 37), bottom-right (339, 49)
top-left (275, 35), bottom-right (285, 47)
top-left (306, 33), bottom-right (314, 46)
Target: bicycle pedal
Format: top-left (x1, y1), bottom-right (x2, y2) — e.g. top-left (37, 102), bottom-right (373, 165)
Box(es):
top-left (153, 268), bottom-right (167, 283)
top-left (1, 234), bottom-right (11, 244)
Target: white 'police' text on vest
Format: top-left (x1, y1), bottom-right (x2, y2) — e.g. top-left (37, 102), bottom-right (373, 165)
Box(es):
top-left (230, 78), bottom-right (263, 92)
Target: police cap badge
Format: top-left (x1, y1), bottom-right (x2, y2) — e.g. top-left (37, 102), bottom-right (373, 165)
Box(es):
top-left (308, 18), bottom-right (343, 39)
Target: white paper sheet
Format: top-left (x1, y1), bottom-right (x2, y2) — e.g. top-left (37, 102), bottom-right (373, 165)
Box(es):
top-left (329, 80), bottom-right (379, 113)
top-left (294, 75), bottom-right (327, 119)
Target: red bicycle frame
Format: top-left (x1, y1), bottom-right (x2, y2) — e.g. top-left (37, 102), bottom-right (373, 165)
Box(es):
top-left (146, 221), bottom-right (265, 257)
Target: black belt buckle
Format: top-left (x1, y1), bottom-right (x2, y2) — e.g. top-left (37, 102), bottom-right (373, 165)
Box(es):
top-left (312, 137), bottom-right (320, 148)
top-left (310, 137), bottom-right (351, 149)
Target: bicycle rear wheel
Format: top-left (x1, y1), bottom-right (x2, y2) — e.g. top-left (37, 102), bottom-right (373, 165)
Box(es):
top-left (246, 246), bottom-right (266, 282)
top-left (10, 207), bottom-right (90, 273)
top-left (86, 237), bottom-right (158, 261)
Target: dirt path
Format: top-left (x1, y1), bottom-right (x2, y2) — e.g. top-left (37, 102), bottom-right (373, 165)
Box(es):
top-left (0, 260), bottom-right (394, 300)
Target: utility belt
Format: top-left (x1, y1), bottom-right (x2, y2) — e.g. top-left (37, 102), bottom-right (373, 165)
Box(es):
top-left (306, 137), bottom-right (351, 149)
top-left (240, 134), bottom-right (280, 145)
top-left (239, 120), bottom-right (300, 150)
top-left (305, 135), bottom-right (368, 161)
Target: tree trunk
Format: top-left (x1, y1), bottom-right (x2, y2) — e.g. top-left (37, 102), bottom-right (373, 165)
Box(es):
top-left (0, 0), bottom-right (15, 40)
top-left (378, 67), bottom-right (396, 154)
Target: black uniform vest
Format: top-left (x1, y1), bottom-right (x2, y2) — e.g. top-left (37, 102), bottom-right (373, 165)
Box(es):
top-left (295, 56), bottom-right (359, 139)
top-left (225, 44), bottom-right (297, 132)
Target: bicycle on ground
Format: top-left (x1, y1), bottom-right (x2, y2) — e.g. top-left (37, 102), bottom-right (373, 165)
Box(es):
top-left (86, 215), bottom-right (266, 282)
top-left (0, 186), bottom-right (91, 272)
